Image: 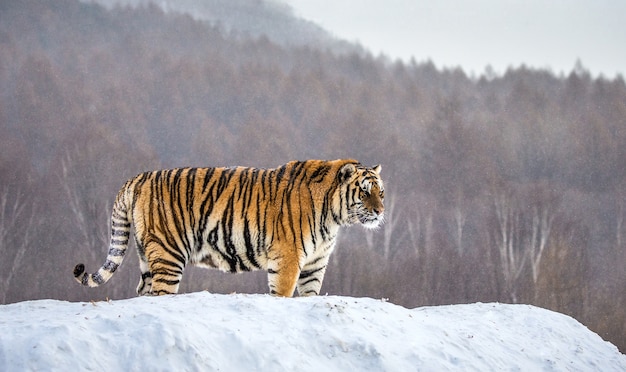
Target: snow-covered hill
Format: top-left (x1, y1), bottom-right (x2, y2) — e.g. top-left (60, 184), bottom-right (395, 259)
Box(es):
top-left (1, 293), bottom-right (624, 370)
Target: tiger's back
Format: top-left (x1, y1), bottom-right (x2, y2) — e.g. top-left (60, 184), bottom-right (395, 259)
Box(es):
top-left (73, 159), bottom-right (385, 297)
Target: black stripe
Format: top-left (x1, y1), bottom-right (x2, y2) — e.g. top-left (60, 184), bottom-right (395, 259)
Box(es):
top-left (111, 220), bottom-right (130, 228)
top-left (237, 168), bottom-right (249, 201)
top-left (184, 168), bottom-right (197, 228)
top-left (198, 172), bottom-right (217, 248)
top-left (154, 173), bottom-right (187, 262)
top-left (275, 165), bottom-right (286, 184)
top-left (320, 192), bottom-right (333, 239)
top-left (151, 269), bottom-right (182, 278)
top-left (173, 169), bottom-right (192, 255)
top-left (216, 168), bottom-right (235, 199)
top-left (256, 191), bottom-right (267, 255)
top-left (243, 218), bottom-right (261, 269)
top-left (241, 169), bottom-right (258, 219)
top-left (151, 233), bottom-right (186, 265)
top-left (202, 167), bottom-right (216, 194)
top-left (110, 239), bottom-right (128, 246)
top-left (206, 225), bottom-right (237, 272)
top-left (299, 278), bottom-right (320, 288)
top-left (309, 165), bottom-right (330, 183)
top-left (103, 260), bottom-right (119, 272)
top-left (108, 248), bottom-right (126, 256)
top-left (154, 278), bottom-right (180, 286)
top-left (299, 266), bottom-right (324, 279)
top-left (260, 170), bottom-right (268, 199)
top-left (112, 229), bottom-right (130, 237)
top-left (135, 237), bottom-right (145, 257)
top-left (284, 186), bottom-right (296, 242)
top-left (152, 257), bottom-right (184, 271)
top-left (91, 272), bottom-right (104, 285)
top-left (222, 192), bottom-right (246, 272)
top-left (308, 215), bottom-right (316, 248)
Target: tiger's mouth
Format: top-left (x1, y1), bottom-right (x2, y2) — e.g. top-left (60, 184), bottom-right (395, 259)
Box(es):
top-left (359, 214), bottom-right (384, 229)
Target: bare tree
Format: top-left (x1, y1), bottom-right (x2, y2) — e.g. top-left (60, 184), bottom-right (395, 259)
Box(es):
top-left (0, 188), bottom-right (36, 303)
top-left (616, 185), bottom-right (625, 250)
top-left (60, 148), bottom-right (112, 268)
top-left (405, 209), bottom-right (423, 257)
top-left (492, 183), bottom-right (559, 303)
top-left (523, 182), bottom-right (560, 296)
top-left (528, 205), bottom-right (555, 284)
top-left (532, 214), bottom-right (590, 327)
top-left (452, 192), bottom-right (468, 257)
top-left (492, 190), bottom-right (527, 303)
top-left (422, 211), bottom-right (434, 257)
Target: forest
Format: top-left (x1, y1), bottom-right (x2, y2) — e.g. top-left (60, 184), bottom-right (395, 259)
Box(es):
top-left (1, 0), bottom-right (625, 351)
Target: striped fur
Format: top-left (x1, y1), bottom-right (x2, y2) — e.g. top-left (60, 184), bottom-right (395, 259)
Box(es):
top-left (73, 159), bottom-right (385, 297)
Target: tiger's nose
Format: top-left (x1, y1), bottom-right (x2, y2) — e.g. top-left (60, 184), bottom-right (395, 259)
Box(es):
top-left (373, 206), bottom-right (384, 216)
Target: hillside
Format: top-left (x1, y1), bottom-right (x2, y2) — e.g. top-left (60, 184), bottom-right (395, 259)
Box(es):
top-left (87, 0), bottom-right (359, 53)
top-left (0, 293), bottom-right (624, 370)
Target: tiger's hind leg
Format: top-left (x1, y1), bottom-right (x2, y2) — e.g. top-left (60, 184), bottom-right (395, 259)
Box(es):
top-left (145, 241), bottom-right (185, 295)
top-left (136, 256), bottom-right (152, 295)
top-left (134, 237), bottom-right (153, 295)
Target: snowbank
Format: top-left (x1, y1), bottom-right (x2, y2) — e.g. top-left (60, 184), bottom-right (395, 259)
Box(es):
top-left (0, 292), bottom-right (624, 371)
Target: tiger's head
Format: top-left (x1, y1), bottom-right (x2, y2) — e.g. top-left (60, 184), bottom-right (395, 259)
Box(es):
top-left (337, 161), bottom-right (385, 229)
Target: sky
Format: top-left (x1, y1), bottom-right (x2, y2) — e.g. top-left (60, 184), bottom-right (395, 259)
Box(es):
top-left (285, 0), bottom-right (626, 78)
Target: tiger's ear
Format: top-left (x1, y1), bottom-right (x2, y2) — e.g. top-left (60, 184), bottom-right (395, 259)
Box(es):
top-left (373, 164), bottom-right (382, 174)
top-left (338, 163), bottom-right (356, 183)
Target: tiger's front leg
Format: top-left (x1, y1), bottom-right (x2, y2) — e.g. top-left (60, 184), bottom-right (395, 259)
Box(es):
top-left (266, 246), bottom-right (302, 297)
top-left (296, 254), bottom-right (331, 296)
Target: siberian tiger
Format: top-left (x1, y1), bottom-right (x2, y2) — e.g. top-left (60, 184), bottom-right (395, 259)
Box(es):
top-left (73, 159), bottom-right (385, 297)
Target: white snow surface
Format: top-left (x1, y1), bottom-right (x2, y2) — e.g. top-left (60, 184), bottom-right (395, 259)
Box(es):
top-left (0, 292), bottom-right (624, 371)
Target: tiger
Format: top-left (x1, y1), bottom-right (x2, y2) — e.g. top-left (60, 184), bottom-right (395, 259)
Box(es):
top-left (73, 159), bottom-right (385, 297)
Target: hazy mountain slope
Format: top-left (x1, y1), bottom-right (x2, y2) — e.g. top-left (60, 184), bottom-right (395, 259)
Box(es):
top-left (86, 0), bottom-right (361, 54)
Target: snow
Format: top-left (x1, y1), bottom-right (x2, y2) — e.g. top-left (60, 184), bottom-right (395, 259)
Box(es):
top-left (0, 293), bottom-right (624, 371)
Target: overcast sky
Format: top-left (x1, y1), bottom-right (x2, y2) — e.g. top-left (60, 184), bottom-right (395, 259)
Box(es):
top-left (285, 0), bottom-right (625, 78)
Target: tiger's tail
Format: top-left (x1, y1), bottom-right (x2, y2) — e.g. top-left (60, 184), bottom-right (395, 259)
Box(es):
top-left (73, 182), bottom-right (133, 288)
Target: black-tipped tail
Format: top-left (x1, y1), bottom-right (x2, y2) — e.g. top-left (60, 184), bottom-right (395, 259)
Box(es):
top-left (73, 263), bottom-right (85, 278)
top-left (72, 179), bottom-right (133, 289)
top-left (72, 262), bottom-right (107, 287)
top-left (73, 263), bottom-right (95, 287)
